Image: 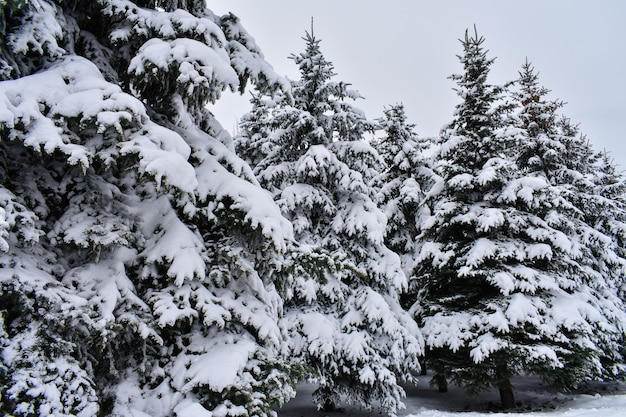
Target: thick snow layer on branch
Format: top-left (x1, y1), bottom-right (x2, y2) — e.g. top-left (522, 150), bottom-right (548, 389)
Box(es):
top-left (128, 37), bottom-right (239, 90)
top-left (62, 247), bottom-right (148, 325)
top-left (422, 312), bottom-right (474, 352)
top-left (139, 196), bottom-right (206, 285)
top-left (332, 194), bottom-right (387, 244)
top-left (469, 333), bottom-right (507, 363)
top-left (464, 238), bottom-right (497, 268)
top-left (505, 293), bottom-right (542, 326)
top-left (107, 0), bottom-right (226, 47)
top-left (6, 0), bottom-right (65, 58)
top-left (297, 311), bottom-right (338, 357)
top-left (174, 400), bottom-right (213, 417)
top-left (184, 125), bottom-right (294, 249)
top-left (501, 176), bottom-right (549, 205)
top-left (171, 335), bottom-right (256, 393)
top-left (0, 56), bottom-right (198, 192)
top-left (551, 291), bottom-right (604, 330)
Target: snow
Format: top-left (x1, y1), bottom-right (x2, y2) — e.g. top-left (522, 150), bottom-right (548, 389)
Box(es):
top-left (476, 161), bottom-right (499, 185)
top-left (151, 284), bottom-right (199, 328)
top-left (178, 124), bottom-right (294, 250)
top-left (140, 196), bottom-right (206, 286)
top-left (476, 207), bottom-right (505, 231)
top-left (0, 54), bottom-right (199, 191)
top-left (120, 129), bottom-right (198, 193)
top-left (469, 333), bottom-right (506, 363)
top-left (526, 243), bottom-right (553, 260)
top-left (277, 377), bottom-right (626, 417)
top-left (128, 37), bottom-right (239, 90)
top-left (280, 183), bottom-right (334, 214)
top-left (331, 194), bottom-right (388, 244)
top-left (7, 0), bottom-right (65, 58)
top-left (448, 173), bottom-right (474, 189)
top-left (464, 238), bottom-right (497, 268)
top-left (505, 293), bottom-right (541, 326)
top-left (0, 57), bottom-right (94, 167)
top-left (417, 241), bottom-right (455, 267)
top-left (62, 247), bottom-right (148, 325)
top-left (488, 271), bottom-right (515, 295)
top-left (297, 312), bottom-right (337, 356)
top-left (422, 312), bottom-right (473, 352)
top-left (550, 291), bottom-right (604, 330)
top-left (501, 176), bottom-right (549, 205)
top-left (107, 0), bottom-right (226, 48)
top-left (548, 229), bottom-right (574, 253)
top-left (174, 400), bottom-right (213, 417)
top-left (171, 336), bottom-right (256, 393)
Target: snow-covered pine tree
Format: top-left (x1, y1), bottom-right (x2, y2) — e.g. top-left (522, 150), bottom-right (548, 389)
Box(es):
top-left (592, 151), bottom-right (626, 370)
top-left (0, 1), bottom-right (313, 416)
top-left (237, 30), bottom-right (423, 415)
top-left (414, 27), bottom-right (517, 403)
top-left (414, 29), bottom-right (626, 409)
top-left (373, 104), bottom-right (439, 285)
top-left (512, 61), bottom-right (626, 383)
top-left (592, 151), bottom-right (626, 304)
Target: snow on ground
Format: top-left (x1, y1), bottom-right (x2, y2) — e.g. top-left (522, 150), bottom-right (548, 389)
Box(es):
top-left (278, 374), bottom-right (626, 417)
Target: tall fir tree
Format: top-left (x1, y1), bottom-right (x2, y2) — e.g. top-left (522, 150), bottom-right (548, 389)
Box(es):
top-left (237, 30), bottom-right (422, 415)
top-left (414, 29), bottom-right (626, 409)
top-left (414, 27), bottom-right (517, 403)
top-left (512, 61), bottom-right (626, 382)
top-left (0, 1), bottom-right (320, 416)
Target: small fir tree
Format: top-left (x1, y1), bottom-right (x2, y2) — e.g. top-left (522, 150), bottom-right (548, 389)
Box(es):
top-left (372, 104), bottom-right (442, 326)
top-left (373, 104), bottom-right (438, 260)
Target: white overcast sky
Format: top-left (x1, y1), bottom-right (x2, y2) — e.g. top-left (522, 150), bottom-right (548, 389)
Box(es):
top-left (209, 0), bottom-right (626, 167)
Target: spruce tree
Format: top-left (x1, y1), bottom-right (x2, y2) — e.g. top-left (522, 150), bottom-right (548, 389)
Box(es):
top-left (237, 30), bottom-right (422, 415)
top-left (0, 1), bottom-right (308, 416)
top-left (414, 27), bottom-right (517, 404)
top-left (373, 104), bottom-right (437, 260)
top-left (512, 61), bottom-right (626, 383)
top-left (592, 151), bottom-right (626, 303)
top-left (414, 29), bottom-right (626, 409)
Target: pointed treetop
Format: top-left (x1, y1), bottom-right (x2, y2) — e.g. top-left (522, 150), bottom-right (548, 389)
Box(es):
top-left (514, 59), bottom-right (564, 138)
top-left (463, 24), bottom-right (484, 45)
top-left (445, 26), bottom-right (508, 144)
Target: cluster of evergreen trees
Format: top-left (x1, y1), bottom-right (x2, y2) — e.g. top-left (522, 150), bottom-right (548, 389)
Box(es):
top-left (0, 1), bottom-right (624, 416)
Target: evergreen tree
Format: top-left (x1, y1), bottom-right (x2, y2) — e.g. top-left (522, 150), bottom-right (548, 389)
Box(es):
top-left (414, 29), bottom-right (626, 409)
top-left (372, 104), bottom-right (442, 339)
top-left (0, 1), bottom-right (308, 416)
top-left (373, 104), bottom-right (438, 277)
top-left (414, 27), bottom-right (515, 400)
top-left (592, 152), bottom-right (626, 369)
top-left (512, 61), bottom-right (626, 382)
top-left (592, 151), bottom-right (626, 303)
top-left (237, 30), bottom-right (422, 415)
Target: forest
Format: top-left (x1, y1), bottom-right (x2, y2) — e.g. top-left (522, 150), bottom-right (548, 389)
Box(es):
top-left (0, 1), bottom-right (625, 416)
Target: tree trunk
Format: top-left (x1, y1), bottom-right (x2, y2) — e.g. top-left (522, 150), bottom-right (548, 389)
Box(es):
top-left (433, 373), bottom-right (448, 393)
top-left (498, 380), bottom-right (515, 409)
top-left (322, 399), bottom-right (336, 412)
top-left (496, 363), bottom-right (515, 409)
top-left (420, 357), bottom-right (428, 376)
